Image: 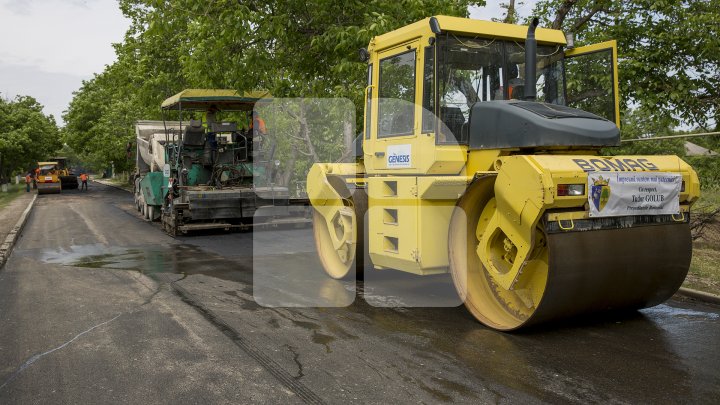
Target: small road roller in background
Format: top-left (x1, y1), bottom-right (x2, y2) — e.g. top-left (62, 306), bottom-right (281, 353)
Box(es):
top-left (36, 161), bottom-right (63, 194)
top-left (307, 16), bottom-right (700, 330)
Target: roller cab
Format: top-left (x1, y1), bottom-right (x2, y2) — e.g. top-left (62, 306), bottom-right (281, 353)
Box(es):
top-left (307, 16), bottom-right (701, 330)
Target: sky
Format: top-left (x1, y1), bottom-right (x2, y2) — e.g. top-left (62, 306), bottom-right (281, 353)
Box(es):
top-left (469, 0), bottom-right (539, 22)
top-left (0, 0), bottom-right (538, 126)
top-left (0, 0), bottom-right (130, 124)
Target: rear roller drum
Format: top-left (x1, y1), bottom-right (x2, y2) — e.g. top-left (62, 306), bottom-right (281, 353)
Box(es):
top-left (449, 181), bottom-right (548, 331)
top-left (313, 186), bottom-right (368, 280)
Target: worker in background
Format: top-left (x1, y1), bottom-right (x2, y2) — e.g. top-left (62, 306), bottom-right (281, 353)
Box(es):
top-left (249, 110), bottom-right (267, 137)
top-left (80, 173), bottom-right (88, 191)
top-left (33, 168), bottom-right (39, 189)
top-left (25, 173), bottom-right (32, 192)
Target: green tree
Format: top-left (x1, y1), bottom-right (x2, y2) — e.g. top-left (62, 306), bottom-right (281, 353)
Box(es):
top-left (532, 0), bottom-right (720, 131)
top-left (65, 0), bottom-right (483, 177)
top-left (0, 95), bottom-right (60, 181)
top-left (604, 108), bottom-right (685, 156)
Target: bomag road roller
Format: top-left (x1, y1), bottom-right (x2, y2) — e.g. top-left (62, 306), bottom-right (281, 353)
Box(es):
top-left (36, 161), bottom-right (62, 194)
top-left (307, 16), bottom-right (701, 330)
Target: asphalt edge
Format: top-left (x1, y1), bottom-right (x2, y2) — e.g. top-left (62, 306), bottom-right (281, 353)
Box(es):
top-left (93, 179), bottom-right (132, 194)
top-left (0, 194), bottom-right (37, 269)
top-left (676, 287), bottom-right (720, 305)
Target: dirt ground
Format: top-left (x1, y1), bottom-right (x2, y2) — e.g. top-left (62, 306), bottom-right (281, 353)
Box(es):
top-left (0, 189), bottom-right (33, 242)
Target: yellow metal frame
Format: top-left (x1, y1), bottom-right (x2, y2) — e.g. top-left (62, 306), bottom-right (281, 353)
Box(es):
top-left (370, 16), bottom-right (566, 54)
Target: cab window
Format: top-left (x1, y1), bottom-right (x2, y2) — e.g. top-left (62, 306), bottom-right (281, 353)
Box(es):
top-left (565, 49), bottom-right (615, 122)
top-left (378, 50), bottom-right (416, 138)
top-left (438, 35), bottom-right (503, 144)
top-left (422, 46), bottom-right (435, 133)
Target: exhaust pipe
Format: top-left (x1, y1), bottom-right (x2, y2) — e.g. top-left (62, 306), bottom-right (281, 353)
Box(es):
top-left (524, 17), bottom-right (540, 101)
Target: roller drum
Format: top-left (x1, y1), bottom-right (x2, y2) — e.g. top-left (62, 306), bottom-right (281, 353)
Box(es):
top-left (449, 179), bottom-right (693, 331)
top-left (527, 222), bottom-right (691, 326)
top-left (37, 183), bottom-right (61, 194)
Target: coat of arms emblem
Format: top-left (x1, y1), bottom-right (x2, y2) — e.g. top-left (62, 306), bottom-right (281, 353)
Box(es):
top-left (591, 176), bottom-right (611, 212)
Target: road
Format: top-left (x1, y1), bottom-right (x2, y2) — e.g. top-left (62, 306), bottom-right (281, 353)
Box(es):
top-left (0, 182), bottom-right (718, 404)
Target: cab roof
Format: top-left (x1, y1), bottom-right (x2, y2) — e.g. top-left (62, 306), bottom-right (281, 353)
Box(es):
top-left (161, 89), bottom-right (271, 111)
top-left (37, 162), bottom-right (58, 166)
top-left (370, 16), bottom-right (567, 52)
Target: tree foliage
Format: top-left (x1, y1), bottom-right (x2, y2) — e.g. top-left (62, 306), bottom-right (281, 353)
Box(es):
top-left (532, 0), bottom-right (720, 193)
top-left (63, 0), bottom-right (482, 174)
top-left (0, 95), bottom-right (60, 180)
top-left (533, 0), bottom-right (720, 131)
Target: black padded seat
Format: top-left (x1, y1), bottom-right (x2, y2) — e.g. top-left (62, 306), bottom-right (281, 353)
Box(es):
top-left (183, 119), bottom-right (205, 146)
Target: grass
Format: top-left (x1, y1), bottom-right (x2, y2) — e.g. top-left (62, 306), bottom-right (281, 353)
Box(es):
top-left (686, 188), bottom-right (720, 296)
top-left (0, 183), bottom-right (28, 209)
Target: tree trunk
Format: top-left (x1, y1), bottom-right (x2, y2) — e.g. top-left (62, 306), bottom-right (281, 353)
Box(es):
top-left (504, 0), bottom-right (516, 24)
top-left (280, 145), bottom-right (298, 186)
top-left (343, 110), bottom-right (354, 162)
top-left (299, 100), bottom-right (320, 163)
top-left (551, 0), bottom-right (579, 30)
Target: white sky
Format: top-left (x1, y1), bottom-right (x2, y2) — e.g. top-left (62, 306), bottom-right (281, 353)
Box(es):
top-left (469, 0), bottom-right (539, 22)
top-left (0, 0), bottom-right (538, 125)
top-left (0, 0), bottom-right (129, 123)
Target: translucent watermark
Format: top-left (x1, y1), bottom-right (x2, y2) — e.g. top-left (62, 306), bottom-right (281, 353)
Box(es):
top-left (252, 97), bottom-right (476, 309)
top-left (252, 98), bottom-right (358, 307)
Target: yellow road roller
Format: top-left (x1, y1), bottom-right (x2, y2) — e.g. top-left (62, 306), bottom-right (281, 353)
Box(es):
top-left (36, 161), bottom-right (62, 194)
top-left (307, 16), bottom-right (700, 330)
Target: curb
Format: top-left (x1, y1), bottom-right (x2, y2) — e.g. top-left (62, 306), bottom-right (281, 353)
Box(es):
top-left (93, 179), bottom-right (132, 194)
top-left (676, 287), bottom-right (720, 305)
top-left (0, 194), bottom-right (37, 269)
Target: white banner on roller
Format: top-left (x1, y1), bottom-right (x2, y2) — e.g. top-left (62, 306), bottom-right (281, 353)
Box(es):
top-left (588, 171), bottom-right (681, 217)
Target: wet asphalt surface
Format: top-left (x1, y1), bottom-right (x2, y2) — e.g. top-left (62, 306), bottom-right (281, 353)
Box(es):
top-left (0, 182), bottom-right (719, 404)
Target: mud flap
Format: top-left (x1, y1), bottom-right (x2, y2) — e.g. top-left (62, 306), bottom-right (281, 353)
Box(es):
top-left (528, 221), bottom-right (691, 326)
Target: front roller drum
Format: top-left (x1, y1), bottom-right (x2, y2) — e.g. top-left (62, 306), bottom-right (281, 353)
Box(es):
top-left (37, 183), bottom-right (62, 195)
top-left (449, 181), bottom-right (692, 331)
top-left (536, 223), bottom-right (691, 324)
